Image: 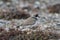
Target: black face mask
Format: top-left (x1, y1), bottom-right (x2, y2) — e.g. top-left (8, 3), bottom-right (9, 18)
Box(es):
top-left (34, 14), bottom-right (38, 17)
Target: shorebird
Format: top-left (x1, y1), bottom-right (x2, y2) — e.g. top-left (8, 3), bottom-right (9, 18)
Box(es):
top-left (21, 17), bottom-right (37, 26)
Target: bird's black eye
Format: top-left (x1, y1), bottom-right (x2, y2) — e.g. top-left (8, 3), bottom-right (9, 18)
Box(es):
top-left (35, 14), bottom-right (38, 17)
top-left (17, 26), bottom-right (20, 28)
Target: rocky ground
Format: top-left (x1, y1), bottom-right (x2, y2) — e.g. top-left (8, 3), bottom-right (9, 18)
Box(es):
top-left (0, 0), bottom-right (60, 40)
